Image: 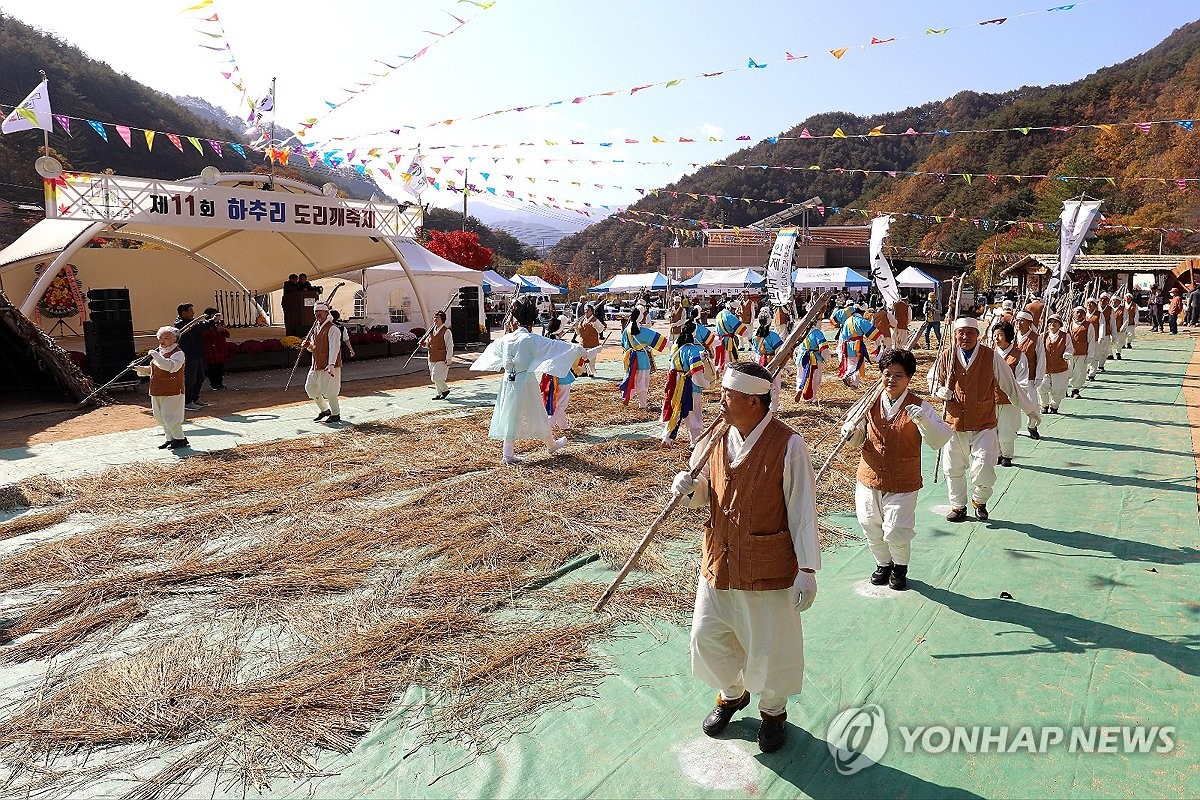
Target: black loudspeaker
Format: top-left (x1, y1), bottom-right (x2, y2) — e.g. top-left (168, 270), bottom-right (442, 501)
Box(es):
top-left (87, 287), bottom-right (131, 314)
top-left (83, 316), bottom-right (136, 383)
top-left (452, 286), bottom-right (480, 344)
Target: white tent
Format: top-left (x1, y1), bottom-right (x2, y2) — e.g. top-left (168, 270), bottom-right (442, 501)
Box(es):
top-left (895, 265), bottom-right (939, 289)
top-left (676, 268), bottom-right (766, 295)
top-left (344, 238), bottom-right (485, 334)
top-left (512, 274), bottom-right (567, 295)
top-left (589, 272), bottom-right (670, 293)
top-left (792, 267), bottom-right (871, 289)
top-left (482, 270), bottom-right (517, 295)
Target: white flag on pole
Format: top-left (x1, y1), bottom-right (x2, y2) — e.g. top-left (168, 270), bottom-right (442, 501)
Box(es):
top-left (765, 226), bottom-right (797, 307)
top-left (2, 79), bottom-right (52, 134)
top-left (868, 215), bottom-right (900, 307)
top-left (402, 153), bottom-right (428, 199)
top-left (1045, 199), bottom-right (1102, 300)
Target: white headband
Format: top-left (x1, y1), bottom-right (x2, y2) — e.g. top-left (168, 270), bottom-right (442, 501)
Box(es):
top-left (1015, 311), bottom-right (1034, 322)
top-left (722, 369), bottom-right (773, 395)
top-left (953, 317), bottom-right (979, 332)
top-left (313, 303), bottom-right (330, 311)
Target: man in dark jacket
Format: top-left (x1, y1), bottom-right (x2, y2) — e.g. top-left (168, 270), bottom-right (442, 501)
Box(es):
top-left (174, 303), bottom-right (214, 410)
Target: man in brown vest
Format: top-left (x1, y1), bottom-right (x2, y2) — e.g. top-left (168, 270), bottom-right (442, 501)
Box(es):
top-left (671, 361), bottom-right (820, 753)
top-left (1066, 306), bottom-right (1094, 399)
top-left (870, 303), bottom-right (894, 351)
top-left (1120, 292), bottom-right (1138, 350)
top-left (892, 296), bottom-right (912, 343)
top-left (1038, 313), bottom-right (1070, 413)
top-left (303, 302), bottom-right (345, 423)
top-left (134, 326), bottom-right (189, 449)
top-left (1013, 311), bottom-right (1044, 440)
top-left (427, 310), bottom-right (454, 400)
top-left (668, 295), bottom-right (685, 338)
top-left (574, 304), bottom-right (606, 377)
top-left (929, 317), bottom-right (1040, 521)
top-left (1024, 296), bottom-right (1045, 329)
top-left (842, 349), bottom-right (951, 590)
top-left (1084, 298), bottom-right (1103, 377)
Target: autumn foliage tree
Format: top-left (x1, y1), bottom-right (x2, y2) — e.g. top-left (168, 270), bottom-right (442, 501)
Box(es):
top-left (423, 230), bottom-right (495, 270)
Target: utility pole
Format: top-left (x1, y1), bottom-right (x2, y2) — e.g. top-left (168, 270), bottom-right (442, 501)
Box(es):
top-left (462, 169), bottom-right (469, 232)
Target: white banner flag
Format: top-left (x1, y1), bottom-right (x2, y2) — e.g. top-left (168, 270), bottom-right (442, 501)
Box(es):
top-left (2, 79), bottom-right (52, 134)
top-left (765, 226), bottom-right (797, 307)
top-left (403, 153), bottom-right (428, 199)
top-left (1045, 199), bottom-right (1102, 300)
top-left (868, 215), bottom-right (900, 307)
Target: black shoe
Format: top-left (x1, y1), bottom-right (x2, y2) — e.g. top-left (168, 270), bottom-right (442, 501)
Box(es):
top-left (157, 441), bottom-right (172, 450)
top-left (758, 712), bottom-right (788, 753)
top-left (1072, 389), bottom-right (1082, 398)
top-left (167, 438), bottom-right (190, 450)
top-left (324, 415), bottom-right (341, 424)
top-left (441, 390), bottom-right (451, 400)
top-left (1049, 407), bottom-right (1058, 414)
top-left (432, 394), bottom-right (443, 400)
top-left (314, 410), bottom-right (331, 421)
top-left (1106, 355), bottom-right (1114, 361)
top-left (946, 507), bottom-right (968, 522)
top-left (1116, 353), bottom-right (1122, 360)
top-left (889, 564), bottom-right (908, 591)
top-left (702, 691), bottom-right (751, 737)
top-left (998, 456), bottom-right (1013, 467)
top-left (870, 563), bottom-right (894, 585)
top-left (1040, 406), bottom-right (1049, 414)
top-left (1028, 426), bottom-right (1041, 440)
top-left (973, 503), bottom-right (989, 521)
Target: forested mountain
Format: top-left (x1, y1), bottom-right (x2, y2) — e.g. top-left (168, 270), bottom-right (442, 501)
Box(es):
top-left (550, 20), bottom-right (1200, 284)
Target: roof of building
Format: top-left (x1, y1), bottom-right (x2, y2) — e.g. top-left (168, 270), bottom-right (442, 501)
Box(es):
top-left (1001, 253), bottom-right (1200, 276)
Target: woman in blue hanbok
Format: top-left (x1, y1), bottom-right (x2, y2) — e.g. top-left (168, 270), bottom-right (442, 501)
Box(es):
top-left (471, 299), bottom-right (585, 465)
top-left (619, 307), bottom-right (667, 409)
top-left (661, 320), bottom-right (712, 446)
top-left (750, 314), bottom-right (785, 413)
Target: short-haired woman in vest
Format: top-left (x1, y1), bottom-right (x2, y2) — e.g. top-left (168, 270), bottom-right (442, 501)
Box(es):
top-left (1038, 313), bottom-right (1070, 414)
top-left (426, 310), bottom-right (454, 400)
top-left (134, 326), bottom-right (189, 450)
top-left (842, 349), bottom-right (951, 590)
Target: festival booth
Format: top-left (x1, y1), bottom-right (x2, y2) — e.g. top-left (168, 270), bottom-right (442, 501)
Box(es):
top-left (588, 271), bottom-right (670, 293)
top-left (348, 238), bottom-right (485, 337)
top-left (895, 265), bottom-right (939, 290)
top-left (512, 274), bottom-right (567, 295)
top-left (676, 268), bottom-right (765, 295)
top-left (481, 270), bottom-right (517, 295)
top-left (792, 267), bottom-right (871, 290)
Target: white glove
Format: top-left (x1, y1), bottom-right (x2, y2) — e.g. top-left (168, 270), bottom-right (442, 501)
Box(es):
top-left (933, 385), bottom-right (952, 401)
top-left (671, 471), bottom-right (697, 497)
top-left (325, 367), bottom-right (336, 377)
top-left (133, 365), bottom-right (151, 377)
top-left (791, 570), bottom-right (817, 612)
top-left (840, 421), bottom-right (858, 441)
top-left (906, 404), bottom-right (925, 421)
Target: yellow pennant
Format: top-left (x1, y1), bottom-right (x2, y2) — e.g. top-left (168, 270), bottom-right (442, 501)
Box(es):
top-left (832, 128), bottom-right (847, 138)
top-left (868, 125), bottom-right (884, 136)
top-left (830, 48), bottom-right (848, 59)
top-left (144, 130), bottom-right (155, 150)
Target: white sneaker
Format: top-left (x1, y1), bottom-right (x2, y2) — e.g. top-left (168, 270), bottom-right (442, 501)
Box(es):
top-left (548, 436), bottom-right (567, 455)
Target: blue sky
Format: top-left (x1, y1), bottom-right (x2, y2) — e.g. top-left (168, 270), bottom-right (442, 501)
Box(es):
top-left (2, 0), bottom-right (1198, 223)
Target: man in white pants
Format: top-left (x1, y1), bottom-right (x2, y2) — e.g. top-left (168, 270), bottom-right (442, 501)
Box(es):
top-left (134, 326), bottom-right (189, 450)
top-left (1084, 298), bottom-right (1103, 379)
top-left (843, 349), bottom-right (951, 591)
top-left (1096, 293), bottom-right (1114, 370)
top-left (988, 322), bottom-right (1030, 468)
top-left (671, 361), bottom-right (820, 753)
top-left (1066, 306), bottom-right (1094, 399)
top-left (1038, 313), bottom-right (1070, 414)
top-left (426, 310), bottom-right (453, 400)
top-left (1121, 293), bottom-right (1138, 350)
top-left (1013, 311), bottom-right (1044, 441)
top-left (304, 303), bottom-right (344, 423)
top-left (928, 317), bottom-right (1041, 522)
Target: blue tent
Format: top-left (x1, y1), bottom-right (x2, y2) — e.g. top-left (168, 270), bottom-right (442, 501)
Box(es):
top-left (512, 274), bottom-right (567, 295)
top-left (481, 269), bottom-right (517, 295)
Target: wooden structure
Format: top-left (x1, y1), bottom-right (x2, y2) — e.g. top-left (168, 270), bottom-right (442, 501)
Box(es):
top-left (1001, 254), bottom-right (1200, 296)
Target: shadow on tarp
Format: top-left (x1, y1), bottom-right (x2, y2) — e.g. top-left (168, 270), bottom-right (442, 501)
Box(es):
top-left (1017, 462), bottom-right (1196, 494)
top-left (911, 582), bottom-right (1200, 677)
top-left (991, 519), bottom-right (1200, 565)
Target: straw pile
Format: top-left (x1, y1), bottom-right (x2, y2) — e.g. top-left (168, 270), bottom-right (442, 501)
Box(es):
top-left (0, 346), bottom-right (933, 798)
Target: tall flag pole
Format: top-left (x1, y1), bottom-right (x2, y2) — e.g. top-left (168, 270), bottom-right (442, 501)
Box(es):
top-left (2, 71), bottom-right (54, 151)
top-left (868, 215), bottom-right (900, 307)
top-left (1045, 197), bottom-right (1103, 303)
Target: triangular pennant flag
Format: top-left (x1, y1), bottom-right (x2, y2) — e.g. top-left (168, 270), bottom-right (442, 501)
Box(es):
top-left (829, 48), bottom-right (848, 59)
top-left (209, 140), bottom-right (222, 157)
top-left (167, 133), bottom-right (183, 151)
top-left (979, 18), bottom-right (1007, 25)
top-left (186, 136), bottom-right (204, 154)
top-left (113, 125), bottom-right (131, 147)
top-left (747, 58), bottom-right (766, 68)
top-left (1018, 127), bottom-right (1031, 135)
top-left (799, 128), bottom-right (813, 138)
top-left (1136, 122), bottom-right (1152, 133)
top-left (53, 114), bottom-right (71, 135)
top-left (144, 129), bottom-right (155, 150)
top-left (785, 52), bottom-right (807, 60)
top-left (86, 120), bottom-right (108, 141)
top-left (870, 37), bottom-right (895, 45)
top-left (666, 79), bottom-right (683, 87)
top-left (868, 125), bottom-right (884, 136)
top-left (962, 174), bottom-right (973, 184)
top-left (832, 128), bottom-right (846, 138)
top-left (230, 143), bottom-right (245, 158)
top-left (1096, 124), bottom-right (1115, 133)
top-left (925, 28), bottom-right (948, 34)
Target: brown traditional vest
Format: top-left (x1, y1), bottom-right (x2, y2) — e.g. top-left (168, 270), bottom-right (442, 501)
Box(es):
top-left (428, 326), bottom-right (449, 363)
top-left (1025, 300), bottom-right (1045, 328)
top-left (857, 392), bottom-right (925, 494)
top-left (943, 345), bottom-right (999, 432)
top-left (1016, 332), bottom-right (1039, 380)
top-left (893, 301), bottom-right (911, 330)
top-left (670, 307), bottom-right (684, 332)
top-left (702, 417), bottom-right (797, 591)
top-left (1124, 302), bottom-right (1138, 327)
top-left (994, 347), bottom-right (1020, 406)
top-left (1113, 305), bottom-right (1126, 329)
top-left (149, 346), bottom-right (185, 397)
top-left (871, 309), bottom-right (892, 337)
top-left (579, 318), bottom-right (601, 348)
top-left (1086, 312), bottom-right (1100, 340)
top-left (1043, 331), bottom-right (1068, 374)
top-left (739, 302), bottom-right (753, 325)
top-left (1097, 303), bottom-right (1112, 336)
top-left (1069, 322), bottom-right (1090, 356)
top-left (311, 319), bottom-right (343, 370)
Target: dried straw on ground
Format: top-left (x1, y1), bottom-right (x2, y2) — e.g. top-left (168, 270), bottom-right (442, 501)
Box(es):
top-left (0, 347), bottom-right (934, 799)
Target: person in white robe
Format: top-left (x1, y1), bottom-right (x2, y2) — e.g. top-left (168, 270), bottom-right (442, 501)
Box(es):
top-left (304, 303), bottom-right (345, 423)
top-left (671, 361), bottom-right (820, 754)
top-left (134, 326), bottom-right (189, 449)
top-left (470, 299), bottom-right (584, 465)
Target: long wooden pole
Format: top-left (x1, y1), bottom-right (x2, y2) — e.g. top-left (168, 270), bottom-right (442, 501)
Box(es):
top-left (77, 311), bottom-right (214, 406)
top-left (592, 290), bottom-right (833, 613)
top-left (931, 274), bottom-right (967, 483)
top-left (284, 281), bottom-right (345, 391)
top-left (401, 290), bottom-right (460, 370)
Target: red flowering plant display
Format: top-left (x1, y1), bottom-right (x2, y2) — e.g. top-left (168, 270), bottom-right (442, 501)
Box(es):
top-left (34, 263), bottom-right (84, 319)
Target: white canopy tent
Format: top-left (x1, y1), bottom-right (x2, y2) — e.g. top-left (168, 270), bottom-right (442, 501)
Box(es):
top-left (0, 172), bottom-right (428, 335)
top-left (512, 274), bottom-right (567, 295)
top-left (342, 239), bottom-right (485, 333)
top-left (792, 267), bottom-right (871, 290)
top-left (589, 272), bottom-right (670, 293)
top-left (676, 268), bottom-right (765, 295)
top-left (482, 270), bottom-right (517, 295)
top-left (895, 265), bottom-right (939, 289)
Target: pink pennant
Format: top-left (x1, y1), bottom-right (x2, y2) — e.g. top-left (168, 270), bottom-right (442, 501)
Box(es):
top-left (115, 125), bottom-right (132, 147)
top-left (784, 52), bottom-right (807, 60)
top-left (903, 127), bottom-right (918, 135)
top-left (625, 138), bottom-right (639, 143)
top-left (1136, 122), bottom-right (1152, 133)
top-left (572, 97), bottom-right (586, 104)
top-left (631, 85), bottom-right (652, 94)
top-left (53, 115), bottom-right (71, 135)
top-left (167, 133), bottom-right (183, 151)
top-left (799, 128), bottom-right (813, 138)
